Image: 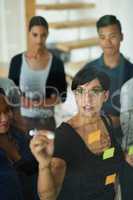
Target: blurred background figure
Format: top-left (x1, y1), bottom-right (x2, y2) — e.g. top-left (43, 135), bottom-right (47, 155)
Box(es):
top-left (8, 16), bottom-right (67, 131)
top-left (0, 93), bottom-right (39, 200)
top-left (120, 78), bottom-right (133, 200)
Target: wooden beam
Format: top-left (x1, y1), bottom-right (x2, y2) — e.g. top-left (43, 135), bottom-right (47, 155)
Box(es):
top-left (49, 19), bottom-right (96, 29)
top-left (25, 0), bottom-right (36, 46)
top-left (65, 60), bottom-right (88, 78)
top-left (36, 3), bottom-right (95, 10)
top-left (56, 37), bottom-right (99, 52)
top-left (0, 66), bottom-right (8, 77)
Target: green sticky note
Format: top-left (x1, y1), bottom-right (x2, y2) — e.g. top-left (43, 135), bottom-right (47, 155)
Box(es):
top-left (128, 146), bottom-right (133, 155)
top-left (103, 147), bottom-right (115, 160)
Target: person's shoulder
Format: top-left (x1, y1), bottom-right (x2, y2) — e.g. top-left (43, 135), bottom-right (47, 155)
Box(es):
top-left (123, 55), bottom-right (133, 67)
top-left (53, 122), bottom-right (74, 162)
top-left (0, 77), bottom-right (15, 85)
top-left (55, 122), bottom-right (74, 138)
top-left (51, 54), bottom-right (64, 68)
top-left (10, 53), bottom-right (23, 63)
top-left (123, 56), bottom-right (133, 78)
top-left (50, 54), bottom-right (65, 75)
top-left (0, 78), bottom-right (16, 93)
top-left (52, 54), bottom-right (63, 63)
top-left (121, 77), bottom-right (133, 91)
top-left (84, 57), bottom-right (101, 69)
top-left (55, 122), bottom-right (69, 134)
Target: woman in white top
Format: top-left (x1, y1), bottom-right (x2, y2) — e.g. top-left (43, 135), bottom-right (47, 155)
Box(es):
top-left (9, 16), bottom-right (67, 131)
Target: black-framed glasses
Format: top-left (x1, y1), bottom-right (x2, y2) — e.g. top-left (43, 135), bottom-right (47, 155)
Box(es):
top-left (75, 86), bottom-right (104, 96)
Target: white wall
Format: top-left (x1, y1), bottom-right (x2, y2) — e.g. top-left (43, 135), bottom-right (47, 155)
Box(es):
top-left (0, 0), bottom-right (133, 65)
top-left (0, 0), bottom-right (26, 65)
top-left (86, 0), bottom-right (133, 62)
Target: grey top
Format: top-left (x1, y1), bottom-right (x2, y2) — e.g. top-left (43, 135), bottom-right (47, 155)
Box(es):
top-left (20, 53), bottom-right (54, 118)
top-left (120, 78), bottom-right (133, 150)
top-left (0, 77), bottom-right (15, 94)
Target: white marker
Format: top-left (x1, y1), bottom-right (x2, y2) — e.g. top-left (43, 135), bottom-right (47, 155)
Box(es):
top-left (46, 131), bottom-right (55, 140)
top-left (29, 129), bottom-right (38, 136)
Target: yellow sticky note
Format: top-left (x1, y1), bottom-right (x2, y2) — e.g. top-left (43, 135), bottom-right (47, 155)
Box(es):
top-left (103, 147), bottom-right (115, 160)
top-left (105, 174), bottom-right (116, 185)
top-left (128, 145), bottom-right (133, 155)
top-left (88, 130), bottom-right (101, 144)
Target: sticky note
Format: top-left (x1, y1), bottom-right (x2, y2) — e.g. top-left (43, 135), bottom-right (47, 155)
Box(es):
top-left (128, 145), bottom-right (133, 155)
top-left (105, 173), bottom-right (116, 185)
top-left (88, 130), bottom-right (101, 144)
top-left (103, 147), bottom-right (115, 160)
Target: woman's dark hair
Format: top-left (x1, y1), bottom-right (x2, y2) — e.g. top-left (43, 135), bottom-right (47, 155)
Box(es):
top-left (29, 16), bottom-right (49, 32)
top-left (0, 94), bottom-right (11, 113)
top-left (72, 67), bottom-right (110, 91)
top-left (0, 88), bottom-right (5, 95)
top-left (96, 15), bottom-right (122, 34)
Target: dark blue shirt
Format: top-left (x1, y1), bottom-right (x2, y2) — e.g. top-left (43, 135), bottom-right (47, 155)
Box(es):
top-left (0, 127), bottom-right (39, 200)
top-left (0, 149), bottom-right (24, 200)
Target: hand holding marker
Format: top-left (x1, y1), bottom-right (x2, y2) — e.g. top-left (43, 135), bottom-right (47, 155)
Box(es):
top-left (29, 129), bottom-right (55, 140)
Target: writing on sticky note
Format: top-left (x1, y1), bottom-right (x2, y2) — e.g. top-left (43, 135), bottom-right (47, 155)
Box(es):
top-left (88, 130), bottom-right (101, 144)
top-left (103, 147), bottom-right (115, 160)
top-left (128, 145), bottom-right (133, 155)
top-left (105, 173), bottom-right (116, 185)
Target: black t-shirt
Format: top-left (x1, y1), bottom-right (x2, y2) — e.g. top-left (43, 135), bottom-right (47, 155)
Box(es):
top-left (53, 116), bottom-right (124, 200)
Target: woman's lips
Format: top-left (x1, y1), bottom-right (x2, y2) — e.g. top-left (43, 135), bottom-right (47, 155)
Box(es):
top-left (104, 47), bottom-right (113, 50)
top-left (0, 122), bottom-right (9, 128)
top-left (83, 105), bottom-right (94, 112)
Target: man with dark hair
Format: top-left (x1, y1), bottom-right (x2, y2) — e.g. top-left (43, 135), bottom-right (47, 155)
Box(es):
top-left (85, 14), bottom-right (133, 140)
top-left (96, 15), bottom-right (122, 33)
top-left (84, 14), bottom-right (133, 200)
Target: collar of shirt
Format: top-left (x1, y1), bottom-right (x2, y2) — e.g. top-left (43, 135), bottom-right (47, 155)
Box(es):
top-left (99, 53), bottom-right (125, 71)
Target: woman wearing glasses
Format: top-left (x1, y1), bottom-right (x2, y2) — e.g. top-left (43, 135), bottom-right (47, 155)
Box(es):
top-left (30, 67), bottom-right (123, 200)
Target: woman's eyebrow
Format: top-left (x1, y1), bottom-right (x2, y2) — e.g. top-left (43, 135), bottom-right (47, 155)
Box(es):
top-left (91, 86), bottom-right (101, 89)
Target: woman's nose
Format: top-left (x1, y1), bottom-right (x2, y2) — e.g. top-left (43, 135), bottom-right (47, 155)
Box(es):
top-left (84, 92), bottom-right (93, 104)
top-left (104, 38), bottom-right (112, 45)
top-left (37, 36), bottom-right (43, 43)
top-left (0, 113), bottom-right (8, 122)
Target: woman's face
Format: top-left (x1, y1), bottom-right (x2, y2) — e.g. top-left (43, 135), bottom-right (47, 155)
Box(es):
top-left (74, 79), bottom-right (109, 117)
top-left (0, 98), bottom-right (10, 134)
top-left (29, 25), bottom-right (48, 49)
